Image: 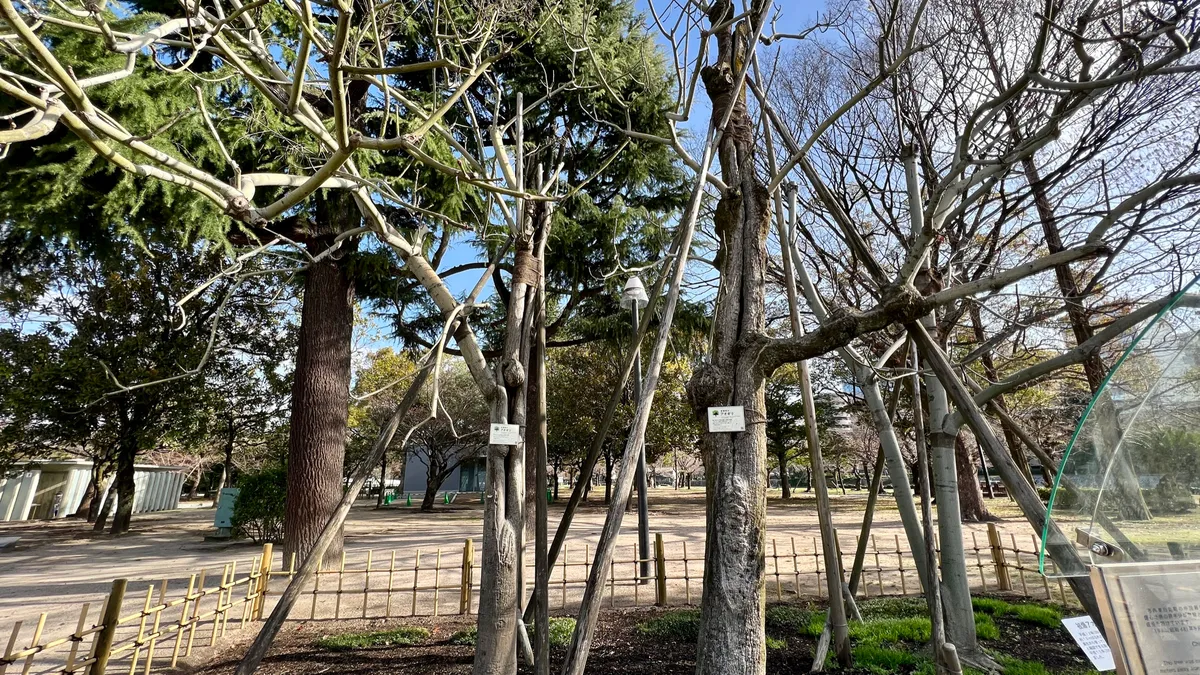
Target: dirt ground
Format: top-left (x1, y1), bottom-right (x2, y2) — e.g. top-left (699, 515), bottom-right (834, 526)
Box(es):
top-left (0, 489), bottom-right (1031, 640)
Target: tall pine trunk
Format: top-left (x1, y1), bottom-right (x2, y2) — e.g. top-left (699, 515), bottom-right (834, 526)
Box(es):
top-left (283, 195), bottom-right (356, 568)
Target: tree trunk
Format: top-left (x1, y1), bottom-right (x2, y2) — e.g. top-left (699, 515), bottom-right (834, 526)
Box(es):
top-left (778, 450), bottom-right (791, 499)
top-left (421, 480), bottom-right (439, 512)
top-left (423, 455), bottom-right (446, 512)
top-left (922, 343), bottom-right (980, 657)
top-left (212, 417), bottom-right (235, 507)
top-left (92, 481), bottom-right (114, 531)
top-left (603, 446), bottom-right (612, 504)
top-left (956, 433), bottom-right (992, 522)
top-left (72, 462), bottom-right (103, 519)
top-left (690, 6), bottom-right (774, 671)
top-left (110, 433), bottom-right (137, 535)
top-left (284, 195), bottom-right (356, 569)
top-left (376, 456), bottom-right (387, 509)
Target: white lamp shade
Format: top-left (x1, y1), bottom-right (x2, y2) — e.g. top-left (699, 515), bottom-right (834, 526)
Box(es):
top-left (620, 275), bottom-right (649, 309)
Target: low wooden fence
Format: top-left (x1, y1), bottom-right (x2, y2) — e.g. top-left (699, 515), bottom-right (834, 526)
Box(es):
top-left (0, 524), bottom-right (1076, 674)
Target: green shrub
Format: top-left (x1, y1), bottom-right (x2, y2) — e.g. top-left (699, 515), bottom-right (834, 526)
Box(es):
top-left (231, 467), bottom-right (286, 543)
top-left (526, 617), bottom-right (575, 648)
top-left (765, 605), bottom-right (823, 637)
top-left (315, 626), bottom-right (430, 651)
top-left (765, 636), bottom-right (787, 650)
top-left (636, 610), bottom-right (700, 642)
top-left (449, 627), bottom-right (477, 646)
top-left (1145, 476), bottom-right (1196, 515)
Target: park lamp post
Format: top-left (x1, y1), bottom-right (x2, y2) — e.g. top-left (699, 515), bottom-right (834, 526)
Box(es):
top-left (621, 275), bottom-right (651, 584)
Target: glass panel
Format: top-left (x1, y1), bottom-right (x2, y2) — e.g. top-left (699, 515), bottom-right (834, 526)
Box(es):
top-left (1042, 275), bottom-right (1200, 577)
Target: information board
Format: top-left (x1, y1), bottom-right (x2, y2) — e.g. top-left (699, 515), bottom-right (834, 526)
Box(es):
top-left (1091, 561), bottom-right (1200, 675)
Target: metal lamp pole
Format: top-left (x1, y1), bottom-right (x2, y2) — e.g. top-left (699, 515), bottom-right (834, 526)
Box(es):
top-left (622, 276), bottom-right (651, 584)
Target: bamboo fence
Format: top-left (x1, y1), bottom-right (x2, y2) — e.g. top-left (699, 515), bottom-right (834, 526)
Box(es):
top-left (0, 524), bottom-right (1078, 674)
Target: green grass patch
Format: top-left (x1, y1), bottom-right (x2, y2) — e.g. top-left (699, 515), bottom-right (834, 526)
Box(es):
top-left (765, 636), bottom-right (787, 650)
top-left (972, 598), bottom-right (1063, 628)
top-left (636, 610), bottom-right (700, 643)
top-left (858, 596), bottom-right (930, 620)
top-left (849, 616), bottom-right (931, 644)
top-left (997, 657), bottom-right (1100, 675)
top-left (449, 627), bottom-right (477, 646)
top-left (974, 613), bottom-right (1000, 640)
top-left (315, 626), bottom-right (430, 651)
top-left (527, 617), bottom-right (576, 648)
top-left (766, 605), bottom-right (824, 637)
top-left (851, 644), bottom-right (930, 674)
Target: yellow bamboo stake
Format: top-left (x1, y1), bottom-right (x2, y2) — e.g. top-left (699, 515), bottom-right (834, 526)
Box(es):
top-left (411, 550), bottom-right (421, 616)
top-left (896, 535), bottom-right (907, 595)
top-left (872, 535), bottom-right (883, 596)
top-left (221, 561), bottom-right (237, 638)
top-left (433, 549), bottom-right (442, 617)
top-left (363, 550), bottom-right (373, 619)
top-left (64, 602), bottom-right (91, 673)
top-left (210, 566), bottom-right (229, 646)
top-left (142, 580), bottom-right (167, 674)
top-left (255, 544), bottom-right (273, 620)
top-left (129, 585), bottom-right (154, 675)
top-left (560, 541), bottom-right (568, 610)
top-left (19, 613), bottom-right (45, 675)
top-left (790, 537), bottom-right (800, 596)
top-left (185, 570), bottom-right (205, 658)
top-left (772, 539), bottom-right (782, 601)
top-left (386, 551), bottom-right (396, 618)
top-left (311, 558), bottom-right (322, 620)
top-left (334, 552), bottom-right (346, 619)
top-left (682, 542), bottom-right (690, 605)
top-left (170, 575), bottom-right (196, 667)
top-left (459, 540), bottom-right (473, 615)
top-left (4, 621), bottom-right (24, 675)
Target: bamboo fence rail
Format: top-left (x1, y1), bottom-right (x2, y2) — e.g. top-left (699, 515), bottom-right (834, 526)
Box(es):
top-left (0, 524), bottom-right (1078, 674)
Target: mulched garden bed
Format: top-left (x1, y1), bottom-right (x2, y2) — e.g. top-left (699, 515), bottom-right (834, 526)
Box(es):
top-left (182, 596), bottom-right (1099, 675)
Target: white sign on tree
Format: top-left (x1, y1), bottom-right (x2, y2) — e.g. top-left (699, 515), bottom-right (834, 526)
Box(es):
top-left (489, 423), bottom-right (522, 445)
top-left (707, 406), bottom-right (746, 433)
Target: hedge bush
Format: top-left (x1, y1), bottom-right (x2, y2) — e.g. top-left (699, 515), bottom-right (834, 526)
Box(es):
top-left (231, 466), bottom-right (286, 543)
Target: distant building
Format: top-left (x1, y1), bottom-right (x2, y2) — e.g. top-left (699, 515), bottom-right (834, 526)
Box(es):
top-left (399, 450), bottom-right (486, 495)
top-left (0, 459), bottom-right (184, 522)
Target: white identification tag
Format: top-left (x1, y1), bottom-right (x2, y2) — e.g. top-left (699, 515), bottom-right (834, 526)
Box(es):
top-left (489, 423), bottom-right (522, 445)
top-left (706, 406), bottom-right (746, 433)
top-left (1061, 616), bottom-right (1115, 672)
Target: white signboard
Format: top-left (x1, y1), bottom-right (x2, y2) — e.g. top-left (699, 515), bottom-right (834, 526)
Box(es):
top-left (707, 406), bottom-right (746, 433)
top-left (489, 423), bottom-right (522, 445)
top-left (1062, 616), bottom-right (1115, 672)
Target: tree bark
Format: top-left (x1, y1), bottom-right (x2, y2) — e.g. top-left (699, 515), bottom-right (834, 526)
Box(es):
top-left (955, 433), bottom-right (991, 522)
top-left (603, 446), bottom-right (612, 504)
top-left (110, 433), bottom-right (137, 534)
top-left (72, 461), bottom-right (103, 519)
top-left (212, 418), bottom-right (235, 508)
top-left (376, 456), bottom-right (387, 509)
top-left (778, 450), bottom-right (791, 499)
top-left (689, 6), bottom-right (774, 672)
top-left (283, 194), bottom-right (357, 568)
top-left (922, 330), bottom-right (981, 657)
